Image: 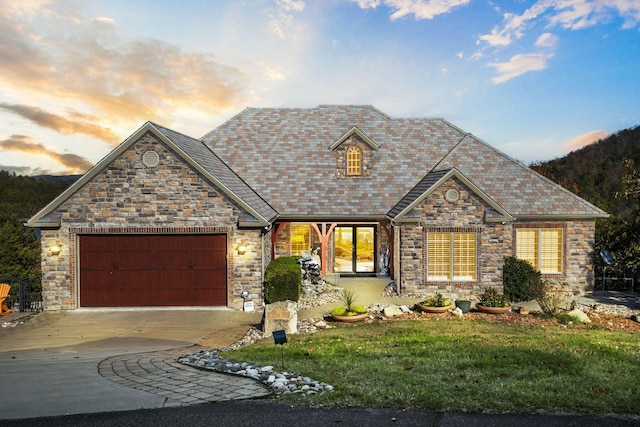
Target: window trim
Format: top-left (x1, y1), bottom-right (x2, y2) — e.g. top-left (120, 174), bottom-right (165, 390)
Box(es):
top-left (346, 146), bottom-right (362, 176)
top-left (515, 227), bottom-right (564, 275)
top-left (426, 231), bottom-right (477, 282)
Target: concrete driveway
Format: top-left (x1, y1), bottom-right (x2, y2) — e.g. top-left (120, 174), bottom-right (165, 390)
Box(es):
top-left (0, 309), bottom-right (262, 420)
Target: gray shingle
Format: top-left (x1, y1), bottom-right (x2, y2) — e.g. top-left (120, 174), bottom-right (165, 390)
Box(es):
top-left (202, 105), bottom-right (607, 219)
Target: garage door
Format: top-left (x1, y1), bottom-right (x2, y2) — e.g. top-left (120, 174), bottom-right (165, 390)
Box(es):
top-left (79, 235), bottom-right (227, 307)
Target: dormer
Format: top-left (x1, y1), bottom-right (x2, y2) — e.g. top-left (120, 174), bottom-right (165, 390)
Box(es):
top-left (330, 127), bottom-right (379, 179)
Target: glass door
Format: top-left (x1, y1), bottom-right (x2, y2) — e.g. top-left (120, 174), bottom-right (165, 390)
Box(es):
top-left (333, 226), bottom-right (375, 273)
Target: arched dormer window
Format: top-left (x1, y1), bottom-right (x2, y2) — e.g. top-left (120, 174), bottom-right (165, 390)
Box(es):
top-left (347, 146), bottom-right (361, 176)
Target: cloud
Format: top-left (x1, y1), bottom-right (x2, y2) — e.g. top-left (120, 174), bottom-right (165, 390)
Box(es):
top-left (489, 52), bottom-right (553, 83)
top-left (535, 32), bottom-right (558, 48)
top-left (480, 0), bottom-right (640, 49)
top-left (0, 135), bottom-right (93, 173)
top-left (0, 2), bottom-right (250, 137)
top-left (0, 103), bottom-right (120, 143)
top-left (351, 0), bottom-right (470, 20)
top-left (565, 130), bottom-right (608, 151)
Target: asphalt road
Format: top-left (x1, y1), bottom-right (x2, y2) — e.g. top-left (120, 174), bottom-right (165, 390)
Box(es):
top-left (1, 400), bottom-right (638, 427)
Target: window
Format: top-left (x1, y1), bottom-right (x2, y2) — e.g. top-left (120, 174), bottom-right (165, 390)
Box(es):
top-left (346, 146), bottom-right (361, 175)
top-left (516, 229), bottom-right (563, 274)
top-left (290, 224), bottom-right (310, 256)
top-left (427, 232), bottom-right (476, 281)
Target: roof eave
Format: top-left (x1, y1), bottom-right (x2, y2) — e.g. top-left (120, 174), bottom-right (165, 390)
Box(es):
top-left (515, 213), bottom-right (610, 221)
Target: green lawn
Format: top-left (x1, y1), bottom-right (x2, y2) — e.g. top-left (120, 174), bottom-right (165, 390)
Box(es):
top-left (223, 318), bottom-right (640, 414)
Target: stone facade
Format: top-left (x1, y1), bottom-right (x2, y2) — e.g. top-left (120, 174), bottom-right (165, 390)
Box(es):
top-left (334, 135), bottom-right (375, 179)
top-left (40, 132), bottom-right (267, 310)
top-left (514, 219), bottom-right (596, 295)
top-left (395, 178), bottom-right (594, 300)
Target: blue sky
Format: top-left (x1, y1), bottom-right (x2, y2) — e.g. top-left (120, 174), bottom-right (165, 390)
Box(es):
top-left (1, 0), bottom-right (639, 175)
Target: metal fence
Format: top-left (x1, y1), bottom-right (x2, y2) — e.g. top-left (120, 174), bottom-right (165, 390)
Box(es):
top-left (0, 277), bottom-right (43, 312)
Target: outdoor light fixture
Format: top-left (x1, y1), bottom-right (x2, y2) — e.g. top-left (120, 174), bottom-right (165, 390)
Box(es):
top-left (237, 240), bottom-right (248, 255)
top-left (51, 241), bottom-right (61, 256)
top-left (273, 329), bottom-right (288, 368)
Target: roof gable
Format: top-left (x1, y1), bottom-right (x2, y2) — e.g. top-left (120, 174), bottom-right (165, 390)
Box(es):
top-left (388, 168), bottom-right (514, 222)
top-left (329, 127), bottom-right (380, 151)
top-left (434, 134), bottom-right (609, 219)
top-left (27, 122), bottom-right (278, 228)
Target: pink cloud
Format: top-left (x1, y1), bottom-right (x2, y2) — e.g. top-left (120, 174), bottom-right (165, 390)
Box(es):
top-left (565, 130), bottom-right (608, 152)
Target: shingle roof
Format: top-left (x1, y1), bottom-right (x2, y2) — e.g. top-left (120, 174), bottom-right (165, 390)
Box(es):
top-left (152, 123), bottom-right (278, 224)
top-left (387, 169), bottom-right (452, 219)
top-left (202, 105), bottom-right (607, 220)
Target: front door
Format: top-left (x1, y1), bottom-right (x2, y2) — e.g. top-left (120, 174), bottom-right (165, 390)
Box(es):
top-left (333, 226), bottom-right (375, 274)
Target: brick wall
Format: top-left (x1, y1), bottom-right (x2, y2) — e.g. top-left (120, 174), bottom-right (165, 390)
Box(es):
top-left (40, 132), bottom-right (266, 310)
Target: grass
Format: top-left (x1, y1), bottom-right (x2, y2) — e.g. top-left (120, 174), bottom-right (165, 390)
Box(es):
top-left (223, 318), bottom-right (640, 414)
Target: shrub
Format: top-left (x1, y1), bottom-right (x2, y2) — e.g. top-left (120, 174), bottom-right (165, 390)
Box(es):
top-left (264, 256), bottom-right (301, 303)
top-left (331, 307), bottom-right (347, 316)
top-left (421, 293), bottom-right (450, 307)
top-left (478, 288), bottom-right (509, 307)
top-left (502, 256), bottom-right (544, 302)
top-left (352, 305), bottom-right (367, 314)
top-left (537, 290), bottom-right (568, 316)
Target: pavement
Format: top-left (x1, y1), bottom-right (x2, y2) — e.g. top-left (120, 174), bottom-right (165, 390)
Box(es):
top-left (0, 280), bottom-right (638, 425)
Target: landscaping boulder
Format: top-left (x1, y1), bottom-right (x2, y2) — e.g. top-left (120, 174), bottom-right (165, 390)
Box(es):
top-left (566, 309), bottom-right (591, 324)
top-left (263, 300), bottom-right (298, 335)
top-left (383, 305), bottom-right (404, 317)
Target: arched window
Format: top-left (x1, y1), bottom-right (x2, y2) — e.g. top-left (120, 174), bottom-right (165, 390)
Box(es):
top-left (347, 146), bottom-right (361, 176)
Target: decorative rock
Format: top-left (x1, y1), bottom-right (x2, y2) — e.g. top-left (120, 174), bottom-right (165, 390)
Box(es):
top-left (519, 307), bottom-right (530, 315)
top-left (383, 305), bottom-right (404, 317)
top-left (451, 307), bottom-right (463, 318)
top-left (566, 309), bottom-right (591, 324)
top-left (264, 300), bottom-right (298, 335)
top-left (315, 320), bottom-right (328, 329)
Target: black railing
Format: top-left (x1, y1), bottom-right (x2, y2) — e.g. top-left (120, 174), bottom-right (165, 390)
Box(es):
top-left (0, 277), bottom-right (43, 312)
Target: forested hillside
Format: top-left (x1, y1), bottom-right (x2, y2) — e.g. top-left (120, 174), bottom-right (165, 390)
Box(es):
top-left (0, 171), bottom-right (73, 222)
top-left (0, 171), bottom-right (73, 290)
top-left (531, 125), bottom-right (640, 288)
top-left (530, 126), bottom-right (640, 216)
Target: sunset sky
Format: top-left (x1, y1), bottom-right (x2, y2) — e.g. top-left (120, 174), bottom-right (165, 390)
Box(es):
top-left (1, 0), bottom-right (639, 175)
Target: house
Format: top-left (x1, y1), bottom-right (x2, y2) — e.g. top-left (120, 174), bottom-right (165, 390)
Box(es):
top-left (28, 105), bottom-right (608, 311)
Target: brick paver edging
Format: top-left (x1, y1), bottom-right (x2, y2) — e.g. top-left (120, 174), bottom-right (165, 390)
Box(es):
top-left (98, 347), bottom-right (272, 407)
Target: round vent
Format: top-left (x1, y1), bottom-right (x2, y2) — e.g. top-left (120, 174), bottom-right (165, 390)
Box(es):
top-left (445, 189), bottom-right (459, 202)
top-left (142, 150), bottom-right (160, 167)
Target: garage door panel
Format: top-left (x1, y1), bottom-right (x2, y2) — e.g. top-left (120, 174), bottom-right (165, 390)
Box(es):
top-left (80, 234), bottom-right (227, 307)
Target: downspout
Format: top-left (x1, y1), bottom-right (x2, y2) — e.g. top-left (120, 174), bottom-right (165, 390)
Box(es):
top-left (392, 220), bottom-right (401, 294)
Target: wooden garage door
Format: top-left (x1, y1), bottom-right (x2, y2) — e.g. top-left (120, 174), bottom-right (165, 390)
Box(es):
top-left (79, 235), bottom-right (227, 307)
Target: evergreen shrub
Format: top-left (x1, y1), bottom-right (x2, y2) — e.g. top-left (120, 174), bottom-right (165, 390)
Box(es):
top-left (502, 256), bottom-right (544, 302)
top-left (264, 256), bottom-right (301, 303)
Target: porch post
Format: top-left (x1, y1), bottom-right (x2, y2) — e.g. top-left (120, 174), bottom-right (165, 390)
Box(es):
top-left (311, 223), bottom-right (336, 278)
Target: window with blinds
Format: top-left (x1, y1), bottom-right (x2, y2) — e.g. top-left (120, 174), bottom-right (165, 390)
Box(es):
top-left (516, 229), bottom-right (563, 274)
top-left (427, 232), bottom-right (476, 281)
top-left (291, 225), bottom-right (310, 256)
top-left (347, 146), bottom-right (362, 175)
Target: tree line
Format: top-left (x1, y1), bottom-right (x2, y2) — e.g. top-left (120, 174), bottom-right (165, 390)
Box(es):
top-left (531, 125), bottom-right (640, 289)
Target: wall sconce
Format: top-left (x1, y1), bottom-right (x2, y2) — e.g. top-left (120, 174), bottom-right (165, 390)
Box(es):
top-left (51, 241), bottom-right (62, 256)
top-left (237, 241), bottom-right (248, 255)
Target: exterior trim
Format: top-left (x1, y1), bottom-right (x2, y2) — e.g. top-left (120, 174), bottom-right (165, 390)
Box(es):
top-left (389, 168), bottom-right (514, 222)
top-left (27, 122), bottom-right (278, 229)
top-left (329, 127), bottom-right (380, 151)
